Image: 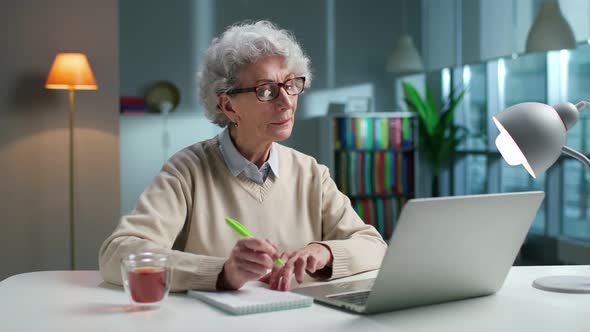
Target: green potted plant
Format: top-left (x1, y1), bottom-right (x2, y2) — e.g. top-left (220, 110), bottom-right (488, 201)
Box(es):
top-left (402, 81), bottom-right (467, 197)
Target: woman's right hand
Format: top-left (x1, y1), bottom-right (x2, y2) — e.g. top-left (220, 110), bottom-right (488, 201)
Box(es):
top-left (218, 238), bottom-right (280, 290)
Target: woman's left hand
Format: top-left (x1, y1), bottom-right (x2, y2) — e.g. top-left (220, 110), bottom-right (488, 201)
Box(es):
top-left (259, 243), bottom-right (333, 291)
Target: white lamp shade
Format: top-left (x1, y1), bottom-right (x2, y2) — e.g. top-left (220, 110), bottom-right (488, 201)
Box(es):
top-left (386, 35), bottom-right (424, 74)
top-left (525, 2), bottom-right (576, 53)
top-left (493, 102), bottom-right (566, 177)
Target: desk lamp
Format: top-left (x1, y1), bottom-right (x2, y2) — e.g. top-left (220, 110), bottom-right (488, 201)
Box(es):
top-left (45, 53), bottom-right (97, 270)
top-left (493, 101), bottom-right (590, 293)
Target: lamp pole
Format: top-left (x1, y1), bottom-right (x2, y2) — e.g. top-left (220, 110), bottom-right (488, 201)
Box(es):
top-left (69, 87), bottom-right (75, 270)
top-left (561, 146), bottom-right (590, 170)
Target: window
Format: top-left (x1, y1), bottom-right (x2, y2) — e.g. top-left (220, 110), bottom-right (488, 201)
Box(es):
top-left (562, 44), bottom-right (590, 241)
top-left (398, 48), bottom-right (590, 244)
top-left (454, 64), bottom-right (489, 195)
top-left (499, 53), bottom-right (548, 234)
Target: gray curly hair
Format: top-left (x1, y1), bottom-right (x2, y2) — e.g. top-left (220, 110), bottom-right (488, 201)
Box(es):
top-left (198, 20), bottom-right (312, 127)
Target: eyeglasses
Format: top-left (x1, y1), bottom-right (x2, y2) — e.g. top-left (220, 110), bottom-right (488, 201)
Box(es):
top-left (225, 77), bottom-right (306, 102)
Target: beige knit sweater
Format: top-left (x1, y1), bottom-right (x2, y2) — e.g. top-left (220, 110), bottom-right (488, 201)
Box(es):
top-left (99, 136), bottom-right (387, 291)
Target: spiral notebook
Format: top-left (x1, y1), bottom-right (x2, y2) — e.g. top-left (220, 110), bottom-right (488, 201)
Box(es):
top-left (188, 282), bottom-right (313, 315)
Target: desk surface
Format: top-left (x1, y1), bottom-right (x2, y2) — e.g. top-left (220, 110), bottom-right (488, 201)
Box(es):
top-left (1, 266), bottom-right (589, 332)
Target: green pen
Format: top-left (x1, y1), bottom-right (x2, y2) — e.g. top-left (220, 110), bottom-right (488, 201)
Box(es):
top-left (224, 217), bottom-right (285, 266)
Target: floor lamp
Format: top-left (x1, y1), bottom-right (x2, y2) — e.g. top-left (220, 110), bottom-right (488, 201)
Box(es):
top-left (493, 101), bottom-right (590, 293)
top-left (45, 53), bottom-right (97, 270)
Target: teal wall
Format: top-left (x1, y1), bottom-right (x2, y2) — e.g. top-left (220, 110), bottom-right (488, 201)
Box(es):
top-left (118, 0), bottom-right (422, 214)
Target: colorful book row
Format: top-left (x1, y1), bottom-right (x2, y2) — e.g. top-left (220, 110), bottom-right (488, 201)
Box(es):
top-left (335, 150), bottom-right (414, 196)
top-left (120, 96), bottom-right (146, 114)
top-left (351, 197), bottom-right (407, 240)
top-left (334, 116), bottom-right (414, 150)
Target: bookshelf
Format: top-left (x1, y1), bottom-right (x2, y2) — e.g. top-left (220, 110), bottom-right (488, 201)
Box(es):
top-left (319, 112), bottom-right (418, 241)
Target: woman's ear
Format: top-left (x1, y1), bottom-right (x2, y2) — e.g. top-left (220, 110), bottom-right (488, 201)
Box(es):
top-left (218, 94), bottom-right (237, 122)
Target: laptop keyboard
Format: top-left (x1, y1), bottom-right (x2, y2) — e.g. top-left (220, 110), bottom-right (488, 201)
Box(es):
top-left (328, 290), bottom-right (371, 306)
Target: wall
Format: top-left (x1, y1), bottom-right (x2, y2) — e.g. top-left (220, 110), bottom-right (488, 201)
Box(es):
top-left (120, 113), bottom-right (221, 215)
top-left (118, 0), bottom-right (220, 214)
top-left (333, 0), bottom-right (421, 112)
top-left (421, 0), bottom-right (460, 70)
top-left (561, 0), bottom-right (590, 42)
top-left (119, 0), bottom-right (423, 211)
top-left (119, 0), bottom-right (422, 115)
top-left (120, 0), bottom-right (202, 114)
top-left (0, 0), bottom-right (119, 279)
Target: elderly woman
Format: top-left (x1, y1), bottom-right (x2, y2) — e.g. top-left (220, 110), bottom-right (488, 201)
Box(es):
top-left (99, 21), bottom-right (387, 292)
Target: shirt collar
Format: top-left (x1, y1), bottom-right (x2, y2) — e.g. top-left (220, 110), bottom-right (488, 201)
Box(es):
top-left (218, 128), bottom-right (280, 177)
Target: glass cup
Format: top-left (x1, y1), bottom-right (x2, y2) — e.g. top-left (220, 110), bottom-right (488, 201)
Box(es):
top-left (120, 252), bottom-right (172, 307)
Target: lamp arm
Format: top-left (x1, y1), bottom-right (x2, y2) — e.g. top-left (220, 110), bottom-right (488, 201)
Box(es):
top-left (562, 146), bottom-right (590, 172)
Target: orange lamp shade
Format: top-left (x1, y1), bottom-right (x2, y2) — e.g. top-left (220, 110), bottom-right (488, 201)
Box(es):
top-left (45, 53), bottom-right (98, 90)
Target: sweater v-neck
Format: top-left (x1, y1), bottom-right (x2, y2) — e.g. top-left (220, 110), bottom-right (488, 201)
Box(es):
top-left (209, 137), bottom-right (278, 203)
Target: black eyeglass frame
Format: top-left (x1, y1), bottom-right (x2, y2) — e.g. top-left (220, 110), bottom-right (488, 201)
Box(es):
top-left (223, 76), bottom-right (306, 101)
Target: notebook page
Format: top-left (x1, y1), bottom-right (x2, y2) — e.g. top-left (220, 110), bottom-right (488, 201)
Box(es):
top-left (188, 282), bottom-right (313, 315)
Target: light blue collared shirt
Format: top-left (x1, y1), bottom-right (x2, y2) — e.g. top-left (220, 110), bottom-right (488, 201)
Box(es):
top-left (218, 128), bottom-right (280, 185)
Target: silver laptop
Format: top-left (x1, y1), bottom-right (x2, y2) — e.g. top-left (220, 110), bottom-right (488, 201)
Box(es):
top-left (292, 191), bottom-right (545, 314)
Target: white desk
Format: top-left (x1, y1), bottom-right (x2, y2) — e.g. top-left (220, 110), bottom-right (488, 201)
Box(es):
top-left (1, 266), bottom-right (589, 331)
